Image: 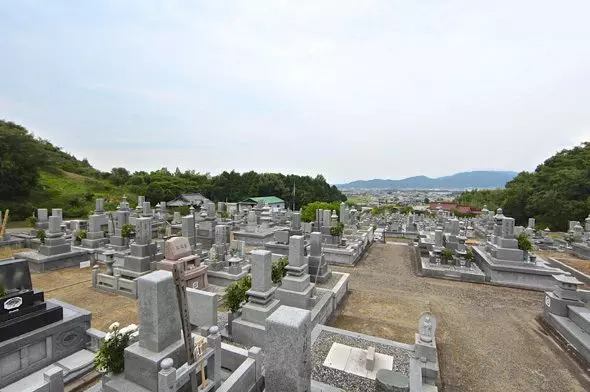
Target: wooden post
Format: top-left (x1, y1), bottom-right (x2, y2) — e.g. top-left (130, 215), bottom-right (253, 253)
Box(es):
top-left (0, 209), bottom-right (9, 237)
top-left (172, 262), bottom-right (199, 392)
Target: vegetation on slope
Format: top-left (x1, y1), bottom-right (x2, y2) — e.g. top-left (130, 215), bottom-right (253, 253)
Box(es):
top-left (0, 120), bottom-right (345, 220)
top-left (457, 143), bottom-right (590, 231)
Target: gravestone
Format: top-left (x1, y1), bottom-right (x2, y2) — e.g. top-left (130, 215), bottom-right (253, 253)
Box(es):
top-left (173, 211), bottom-right (182, 224)
top-left (36, 208), bottom-right (49, 229)
top-left (110, 210), bottom-right (130, 247)
top-left (264, 305), bottom-right (312, 392)
top-left (291, 212), bottom-right (301, 231)
top-left (158, 237), bottom-right (208, 291)
top-left (123, 270), bottom-right (185, 391)
top-left (308, 232), bottom-right (331, 283)
top-left (277, 235), bottom-right (317, 308)
top-left (95, 198), bottom-right (104, 214)
top-left (187, 288), bottom-right (218, 334)
top-left (51, 208), bottom-right (63, 219)
top-left (142, 201), bottom-right (152, 216)
top-left (81, 214), bottom-right (106, 248)
top-left (39, 216), bottom-right (71, 256)
top-left (121, 217), bottom-right (154, 275)
top-left (434, 228), bottom-right (443, 248)
top-left (340, 202), bottom-right (349, 226)
top-left (232, 250), bottom-right (281, 347)
top-left (182, 215), bottom-right (196, 248)
top-left (274, 230), bottom-right (290, 245)
top-left (0, 259), bottom-right (91, 389)
top-left (37, 208), bottom-right (48, 222)
top-left (528, 218), bottom-right (536, 229)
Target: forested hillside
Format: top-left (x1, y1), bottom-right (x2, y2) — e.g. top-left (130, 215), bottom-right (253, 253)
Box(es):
top-left (0, 120), bottom-right (345, 220)
top-left (457, 143), bottom-right (590, 231)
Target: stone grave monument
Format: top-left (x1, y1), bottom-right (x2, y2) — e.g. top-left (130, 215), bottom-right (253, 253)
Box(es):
top-left (0, 259), bottom-right (91, 388)
top-left (308, 232), bottom-right (332, 283)
top-left (157, 236), bottom-right (208, 291)
top-left (277, 235), bottom-right (317, 309)
top-left (232, 250), bottom-right (281, 347)
top-left (264, 305), bottom-right (312, 392)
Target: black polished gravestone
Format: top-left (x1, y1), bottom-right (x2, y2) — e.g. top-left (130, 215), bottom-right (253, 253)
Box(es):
top-left (0, 259), bottom-right (63, 342)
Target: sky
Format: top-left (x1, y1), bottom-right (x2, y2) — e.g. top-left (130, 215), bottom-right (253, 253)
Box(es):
top-left (1, 1), bottom-right (589, 184)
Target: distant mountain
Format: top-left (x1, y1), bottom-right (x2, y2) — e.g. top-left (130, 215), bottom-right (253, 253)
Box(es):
top-left (336, 171), bottom-right (518, 190)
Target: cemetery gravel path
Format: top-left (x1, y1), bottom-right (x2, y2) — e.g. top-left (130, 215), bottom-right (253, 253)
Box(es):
top-left (331, 242), bottom-right (590, 392)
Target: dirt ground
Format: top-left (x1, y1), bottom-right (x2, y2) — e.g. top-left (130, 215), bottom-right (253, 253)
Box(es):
top-left (31, 266), bottom-right (138, 331)
top-left (537, 250), bottom-right (590, 276)
top-left (331, 243), bottom-right (590, 392)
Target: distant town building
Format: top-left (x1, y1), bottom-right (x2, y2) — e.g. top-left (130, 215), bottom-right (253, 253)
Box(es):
top-left (429, 201), bottom-right (481, 215)
top-left (240, 196), bottom-right (285, 210)
top-left (167, 193), bottom-right (211, 207)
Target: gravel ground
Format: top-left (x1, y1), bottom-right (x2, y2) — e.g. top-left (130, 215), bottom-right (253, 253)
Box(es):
top-left (312, 330), bottom-right (410, 392)
top-left (330, 242), bottom-right (590, 392)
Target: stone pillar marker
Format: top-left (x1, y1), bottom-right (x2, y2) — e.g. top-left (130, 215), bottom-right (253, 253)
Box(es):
top-left (528, 218), bottom-right (536, 229)
top-left (48, 216), bottom-right (62, 234)
top-left (251, 250), bottom-right (273, 294)
top-left (434, 228), bottom-right (443, 248)
top-left (291, 212), bottom-right (301, 231)
top-left (51, 208), bottom-right (63, 219)
top-left (137, 270), bottom-right (180, 352)
top-left (182, 215), bottom-right (196, 248)
top-left (264, 305), bottom-right (312, 392)
top-left (142, 201), bottom-right (151, 216)
top-left (37, 208), bottom-right (48, 221)
top-left (95, 198), bottom-right (104, 214)
top-left (310, 232), bottom-right (322, 256)
top-left (308, 231), bottom-right (331, 283)
top-left (135, 217), bottom-right (151, 245)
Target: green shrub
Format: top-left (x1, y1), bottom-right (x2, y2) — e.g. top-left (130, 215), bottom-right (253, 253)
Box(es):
top-left (465, 248), bottom-right (474, 262)
top-left (36, 229), bottom-right (46, 244)
top-left (225, 276), bottom-right (251, 313)
top-left (25, 216), bottom-right (38, 227)
top-left (272, 257), bottom-right (289, 284)
top-left (330, 222), bottom-right (345, 237)
top-left (239, 275), bottom-right (252, 291)
top-left (441, 248), bottom-right (454, 263)
top-left (121, 224), bottom-right (134, 238)
top-left (517, 232), bottom-right (533, 252)
top-left (94, 323), bottom-right (137, 374)
top-left (75, 229), bottom-right (87, 242)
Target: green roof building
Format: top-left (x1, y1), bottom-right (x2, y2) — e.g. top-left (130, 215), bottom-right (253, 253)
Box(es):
top-left (240, 196), bottom-right (285, 209)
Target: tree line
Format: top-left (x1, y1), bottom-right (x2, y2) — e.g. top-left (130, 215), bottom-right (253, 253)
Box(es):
top-left (457, 142), bottom-right (590, 231)
top-left (0, 120), bottom-right (346, 220)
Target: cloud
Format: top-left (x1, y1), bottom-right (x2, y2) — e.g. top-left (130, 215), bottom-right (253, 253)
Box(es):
top-left (1, 0), bottom-right (589, 183)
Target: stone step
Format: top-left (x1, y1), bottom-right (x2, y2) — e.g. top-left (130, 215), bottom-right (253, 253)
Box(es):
top-left (568, 305), bottom-right (590, 335)
top-left (548, 313), bottom-right (590, 362)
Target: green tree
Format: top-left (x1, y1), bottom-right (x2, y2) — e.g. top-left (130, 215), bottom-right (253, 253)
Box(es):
top-left (301, 201), bottom-right (341, 222)
top-left (0, 120), bottom-right (47, 200)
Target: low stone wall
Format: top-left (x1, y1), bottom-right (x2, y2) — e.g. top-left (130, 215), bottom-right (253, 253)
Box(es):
top-left (92, 268), bottom-right (138, 298)
top-left (17, 250), bottom-right (89, 273)
top-left (546, 257), bottom-right (590, 286)
top-left (473, 247), bottom-right (565, 291)
top-left (420, 258), bottom-right (486, 283)
top-left (572, 243), bottom-right (590, 260)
